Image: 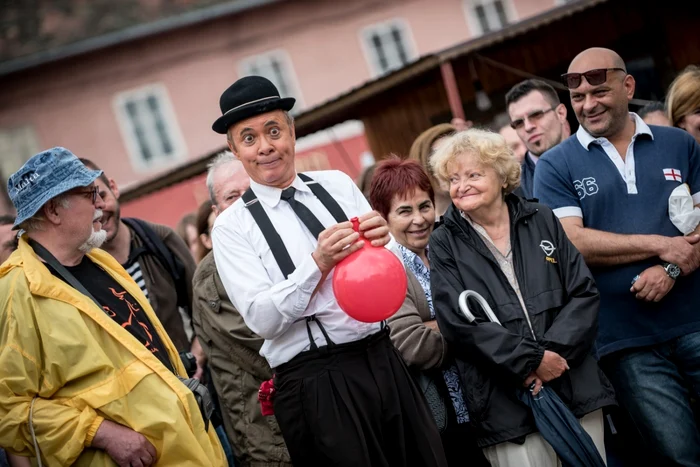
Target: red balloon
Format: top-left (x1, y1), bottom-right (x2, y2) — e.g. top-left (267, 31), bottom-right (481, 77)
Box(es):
top-left (333, 217), bottom-right (408, 323)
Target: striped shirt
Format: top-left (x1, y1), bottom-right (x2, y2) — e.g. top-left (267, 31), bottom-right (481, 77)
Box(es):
top-left (125, 260), bottom-right (150, 301)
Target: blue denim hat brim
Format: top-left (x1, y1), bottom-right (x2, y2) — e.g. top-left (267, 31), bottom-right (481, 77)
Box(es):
top-left (8, 147), bottom-right (103, 229)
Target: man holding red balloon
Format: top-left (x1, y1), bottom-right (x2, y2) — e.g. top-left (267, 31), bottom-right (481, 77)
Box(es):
top-left (210, 76), bottom-right (448, 467)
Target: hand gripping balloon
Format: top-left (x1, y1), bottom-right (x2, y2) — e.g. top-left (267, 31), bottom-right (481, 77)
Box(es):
top-left (332, 217), bottom-right (407, 322)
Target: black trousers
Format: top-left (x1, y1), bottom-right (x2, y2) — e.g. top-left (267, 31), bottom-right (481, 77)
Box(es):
top-left (273, 329), bottom-right (449, 467)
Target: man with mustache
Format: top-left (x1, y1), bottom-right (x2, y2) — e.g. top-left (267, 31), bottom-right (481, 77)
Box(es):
top-left (534, 47), bottom-right (700, 465)
top-left (0, 148), bottom-right (224, 466)
top-left (505, 79), bottom-right (570, 199)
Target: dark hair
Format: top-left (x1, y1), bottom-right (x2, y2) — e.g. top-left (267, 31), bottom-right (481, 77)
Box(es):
top-left (637, 101), bottom-right (666, 119)
top-left (505, 79), bottom-right (561, 108)
top-left (357, 163), bottom-right (377, 199)
top-left (78, 158), bottom-right (110, 186)
top-left (195, 200), bottom-right (214, 238)
top-left (0, 215), bottom-right (15, 226)
top-left (369, 155), bottom-right (435, 219)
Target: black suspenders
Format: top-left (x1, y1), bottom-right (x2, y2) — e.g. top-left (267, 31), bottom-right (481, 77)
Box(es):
top-left (241, 174), bottom-right (349, 349)
top-left (241, 173), bottom-right (348, 279)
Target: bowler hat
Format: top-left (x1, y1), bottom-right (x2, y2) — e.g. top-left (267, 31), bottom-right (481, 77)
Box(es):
top-left (212, 76), bottom-right (295, 134)
top-left (8, 147), bottom-right (102, 229)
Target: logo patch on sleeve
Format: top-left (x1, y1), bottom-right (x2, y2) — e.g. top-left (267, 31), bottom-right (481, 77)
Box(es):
top-left (663, 168), bottom-right (682, 182)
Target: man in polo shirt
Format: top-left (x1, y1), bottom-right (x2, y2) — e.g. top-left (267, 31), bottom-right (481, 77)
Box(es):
top-left (534, 47), bottom-right (700, 464)
top-left (210, 76), bottom-right (446, 467)
top-left (506, 79), bottom-right (570, 199)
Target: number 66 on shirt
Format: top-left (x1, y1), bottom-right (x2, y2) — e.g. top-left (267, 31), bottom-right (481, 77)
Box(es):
top-left (573, 177), bottom-right (599, 199)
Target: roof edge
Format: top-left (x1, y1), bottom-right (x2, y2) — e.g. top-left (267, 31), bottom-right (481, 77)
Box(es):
top-left (0, 0), bottom-right (281, 77)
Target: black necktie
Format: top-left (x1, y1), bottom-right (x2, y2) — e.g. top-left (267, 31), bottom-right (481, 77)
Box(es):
top-left (281, 187), bottom-right (325, 239)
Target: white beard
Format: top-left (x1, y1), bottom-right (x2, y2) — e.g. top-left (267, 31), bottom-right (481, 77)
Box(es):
top-left (79, 209), bottom-right (108, 253)
top-left (78, 229), bottom-right (107, 253)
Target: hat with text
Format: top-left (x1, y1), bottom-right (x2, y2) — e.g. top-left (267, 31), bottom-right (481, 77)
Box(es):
top-left (8, 147), bottom-right (102, 229)
top-left (212, 76), bottom-right (295, 134)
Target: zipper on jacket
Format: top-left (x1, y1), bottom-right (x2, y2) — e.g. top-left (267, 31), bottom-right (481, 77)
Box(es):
top-left (450, 206), bottom-right (538, 341)
top-left (510, 221), bottom-right (536, 341)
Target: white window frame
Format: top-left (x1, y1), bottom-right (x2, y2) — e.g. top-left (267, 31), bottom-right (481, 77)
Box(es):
top-left (360, 18), bottom-right (418, 78)
top-left (463, 0), bottom-right (517, 36)
top-left (113, 83), bottom-right (187, 173)
top-left (238, 49), bottom-right (305, 112)
top-left (0, 126), bottom-right (39, 182)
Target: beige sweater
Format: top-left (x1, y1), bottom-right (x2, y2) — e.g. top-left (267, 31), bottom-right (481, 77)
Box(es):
top-left (388, 268), bottom-right (448, 371)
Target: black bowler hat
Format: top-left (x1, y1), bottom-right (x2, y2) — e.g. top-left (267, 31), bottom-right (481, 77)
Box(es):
top-left (212, 76), bottom-right (296, 134)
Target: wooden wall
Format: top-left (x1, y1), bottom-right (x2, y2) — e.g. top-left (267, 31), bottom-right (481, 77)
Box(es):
top-left (357, 0), bottom-right (699, 161)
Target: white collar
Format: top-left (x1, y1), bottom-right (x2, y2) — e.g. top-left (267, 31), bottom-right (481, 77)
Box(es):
top-left (576, 112), bottom-right (654, 151)
top-left (248, 173), bottom-right (312, 208)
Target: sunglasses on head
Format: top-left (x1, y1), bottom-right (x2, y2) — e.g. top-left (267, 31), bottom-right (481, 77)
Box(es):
top-left (560, 68), bottom-right (626, 89)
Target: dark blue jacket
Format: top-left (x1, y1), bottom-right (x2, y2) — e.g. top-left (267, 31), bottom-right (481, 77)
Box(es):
top-left (515, 152), bottom-right (537, 199)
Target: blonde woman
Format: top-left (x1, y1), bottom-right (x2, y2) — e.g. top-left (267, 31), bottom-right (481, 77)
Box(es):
top-left (427, 129), bottom-right (615, 467)
top-left (667, 65), bottom-right (700, 144)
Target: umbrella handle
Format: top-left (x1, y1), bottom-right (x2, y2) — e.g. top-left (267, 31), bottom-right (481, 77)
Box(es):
top-left (458, 290), bottom-right (502, 325)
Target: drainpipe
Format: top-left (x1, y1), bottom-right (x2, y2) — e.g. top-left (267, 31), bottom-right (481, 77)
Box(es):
top-left (440, 60), bottom-right (466, 121)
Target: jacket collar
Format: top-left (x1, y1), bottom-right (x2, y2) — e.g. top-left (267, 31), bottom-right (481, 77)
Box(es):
top-left (7, 236), bottom-right (185, 380)
top-left (441, 194), bottom-right (537, 265)
top-left (576, 112), bottom-right (653, 151)
top-left (443, 193), bottom-right (537, 230)
top-left (523, 151), bottom-right (537, 171)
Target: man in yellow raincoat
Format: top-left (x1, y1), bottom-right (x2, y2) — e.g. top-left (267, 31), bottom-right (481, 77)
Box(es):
top-left (0, 147), bottom-right (224, 466)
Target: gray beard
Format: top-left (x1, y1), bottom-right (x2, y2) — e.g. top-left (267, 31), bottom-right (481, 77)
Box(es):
top-left (79, 229), bottom-right (108, 253)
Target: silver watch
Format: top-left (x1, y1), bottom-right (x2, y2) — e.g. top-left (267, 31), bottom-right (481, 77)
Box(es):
top-left (662, 262), bottom-right (681, 280)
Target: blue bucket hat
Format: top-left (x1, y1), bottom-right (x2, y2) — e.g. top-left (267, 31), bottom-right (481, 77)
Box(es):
top-left (8, 147), bottom-right (103, 229)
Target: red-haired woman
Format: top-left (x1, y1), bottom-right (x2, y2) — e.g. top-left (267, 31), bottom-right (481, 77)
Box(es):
top-left (370, 156), bottom-right (487, 467)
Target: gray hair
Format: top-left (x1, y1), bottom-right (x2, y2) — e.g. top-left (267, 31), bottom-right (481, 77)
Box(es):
top-left (18, 194), bottom-right (71, 232)
top-left (206, 151), bottom-right (237, 206)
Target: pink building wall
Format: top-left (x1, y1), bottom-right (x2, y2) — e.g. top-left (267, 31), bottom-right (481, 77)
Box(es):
top-left (0, 0), bottom-right (560, 222)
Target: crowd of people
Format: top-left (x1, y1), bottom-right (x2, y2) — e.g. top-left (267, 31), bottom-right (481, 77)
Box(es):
top-left (1, 46), bottom-right (700, 467)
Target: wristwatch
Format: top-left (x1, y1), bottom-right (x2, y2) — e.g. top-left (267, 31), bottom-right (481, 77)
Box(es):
top-left (662, 262), bottom-right (681, 280)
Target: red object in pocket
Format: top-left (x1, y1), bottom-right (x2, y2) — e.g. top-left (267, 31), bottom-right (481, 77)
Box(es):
top-left (258, 378), bottom-right (275, 416)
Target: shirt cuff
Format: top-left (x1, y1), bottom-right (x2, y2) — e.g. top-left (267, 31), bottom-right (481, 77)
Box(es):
top-left (692, 191), bottom-right (700, 205)
top-left (552, 206), bottom-right (583, 219)
top-left (289, 253), bottom-right (324, 317)
top-left (85, 415), bottom-right (105, 447)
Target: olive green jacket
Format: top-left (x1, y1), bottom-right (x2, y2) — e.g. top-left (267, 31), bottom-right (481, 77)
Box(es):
top-left (192, 252), bottom-right (292, 467)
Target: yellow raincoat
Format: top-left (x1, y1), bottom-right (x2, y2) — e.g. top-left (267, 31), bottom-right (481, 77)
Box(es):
top-left (0, 237), bottom-right (224, 466)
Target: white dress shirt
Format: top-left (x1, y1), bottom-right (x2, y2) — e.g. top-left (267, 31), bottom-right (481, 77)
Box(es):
top-left (211, 170), bottom-right (381, 368)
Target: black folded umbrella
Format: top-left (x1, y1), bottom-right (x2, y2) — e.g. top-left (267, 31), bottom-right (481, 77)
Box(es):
top-left (518, 385), bottom-right (606, 467)
top-left (458, 290), bottom-right (606, 467)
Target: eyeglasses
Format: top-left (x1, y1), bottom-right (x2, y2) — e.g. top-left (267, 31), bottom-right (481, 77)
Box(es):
top-left (510, 108), bottom-right (555, 130)
top-left (72, 186), bottom-right (99, 203)
top-left (560, 68), bottom-right (626, 89)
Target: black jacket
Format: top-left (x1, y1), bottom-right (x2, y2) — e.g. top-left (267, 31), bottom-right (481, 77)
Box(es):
top-left (429, 195), bottom-right (615, 448)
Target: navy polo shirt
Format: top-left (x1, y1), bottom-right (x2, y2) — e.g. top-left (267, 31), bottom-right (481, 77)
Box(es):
top-left (534, 114), bottom-right (700, 357)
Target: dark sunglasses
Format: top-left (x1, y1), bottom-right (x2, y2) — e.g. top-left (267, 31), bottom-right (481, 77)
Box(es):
top-left (560, 68), bottom-right (626, 89)
top-left (72, 186), bottom-right (99, 203)
top-left (510, 108), bottom-right (555, 130)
